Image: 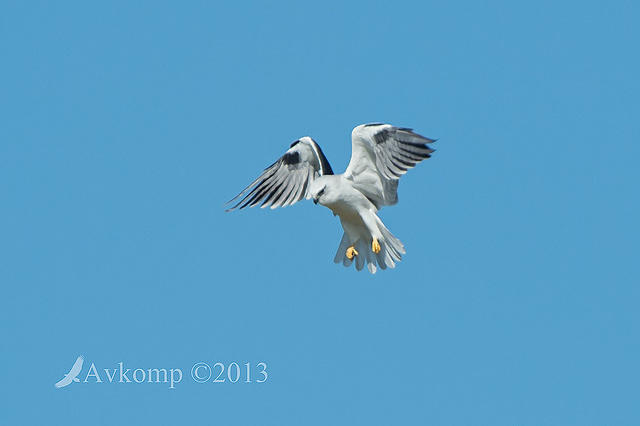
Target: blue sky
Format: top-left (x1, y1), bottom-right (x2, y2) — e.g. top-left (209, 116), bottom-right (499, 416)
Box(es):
top-left (1, 1), bottom-right (639, 424)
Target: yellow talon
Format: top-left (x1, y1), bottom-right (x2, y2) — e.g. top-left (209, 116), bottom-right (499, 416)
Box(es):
top-left (372, 238), bottom-right (381, 254)
top-left (346, 246), bottom-right (359, 260)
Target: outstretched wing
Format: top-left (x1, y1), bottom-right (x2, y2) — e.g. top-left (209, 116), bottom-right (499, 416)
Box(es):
top-left (226, 136), bottom-right (333, 211)
top-left (54, 376), bottom-right (72, 388)
top-left (344, 123), bottom-right (436, 209)
top-left (69, 356), bottom-right (84, 376)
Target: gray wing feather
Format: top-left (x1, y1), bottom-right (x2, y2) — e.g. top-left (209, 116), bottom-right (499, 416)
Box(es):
top-left (345, 124), bottom-right (436, 208)
top-left (226, 137), bottom-right (330, 211)
top-left (369, 125), bottom-right (435, 179)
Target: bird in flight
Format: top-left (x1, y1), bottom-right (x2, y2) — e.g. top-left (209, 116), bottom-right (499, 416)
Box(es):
top-left (54, 355), bottom-right (84, 388)
top-left (226, 123), bottom-right (436, 273)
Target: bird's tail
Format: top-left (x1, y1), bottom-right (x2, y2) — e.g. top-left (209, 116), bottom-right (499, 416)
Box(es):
top-left (333, 218), bottom-right (405, 274)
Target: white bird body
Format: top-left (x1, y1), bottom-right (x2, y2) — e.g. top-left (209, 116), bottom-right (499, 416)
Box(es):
top-left (309, 174), bottom-right (406, 273)
top-left (311, 175), bottom-right (373, 217)
top-left (227, 123), bottom-right (436, 273)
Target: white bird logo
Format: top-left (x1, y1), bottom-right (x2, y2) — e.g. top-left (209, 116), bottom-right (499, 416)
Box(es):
top-left (54, 356), bottom-right (84, 388)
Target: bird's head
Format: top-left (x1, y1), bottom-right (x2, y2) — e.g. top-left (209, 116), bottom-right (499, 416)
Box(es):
top-left (310, 176), bottom-right (332, 206)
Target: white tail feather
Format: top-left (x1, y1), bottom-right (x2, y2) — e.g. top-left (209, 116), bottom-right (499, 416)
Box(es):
top-left (334, 216), bottom-right (405, 274)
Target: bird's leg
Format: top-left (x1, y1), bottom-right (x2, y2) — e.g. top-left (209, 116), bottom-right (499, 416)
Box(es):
top-left (359, 209), bottom-right (383, 255)
top-left (346, 245), bottom-right (359, 259)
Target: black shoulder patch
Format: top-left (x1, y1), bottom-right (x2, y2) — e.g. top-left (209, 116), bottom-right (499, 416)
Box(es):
top-left (289, 139), bottom-right (300, 148)
top-left (373, 128), bottom-right (391, 145)
top-left (282, 151), bottom-right (300, 165)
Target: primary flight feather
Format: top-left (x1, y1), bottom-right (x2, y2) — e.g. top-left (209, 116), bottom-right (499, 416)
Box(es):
top-left (226, 123), bottom-right (437, 273)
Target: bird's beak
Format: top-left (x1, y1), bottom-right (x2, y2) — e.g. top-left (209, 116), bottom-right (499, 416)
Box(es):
top-left (313, 197), bottom-right (318, 205)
